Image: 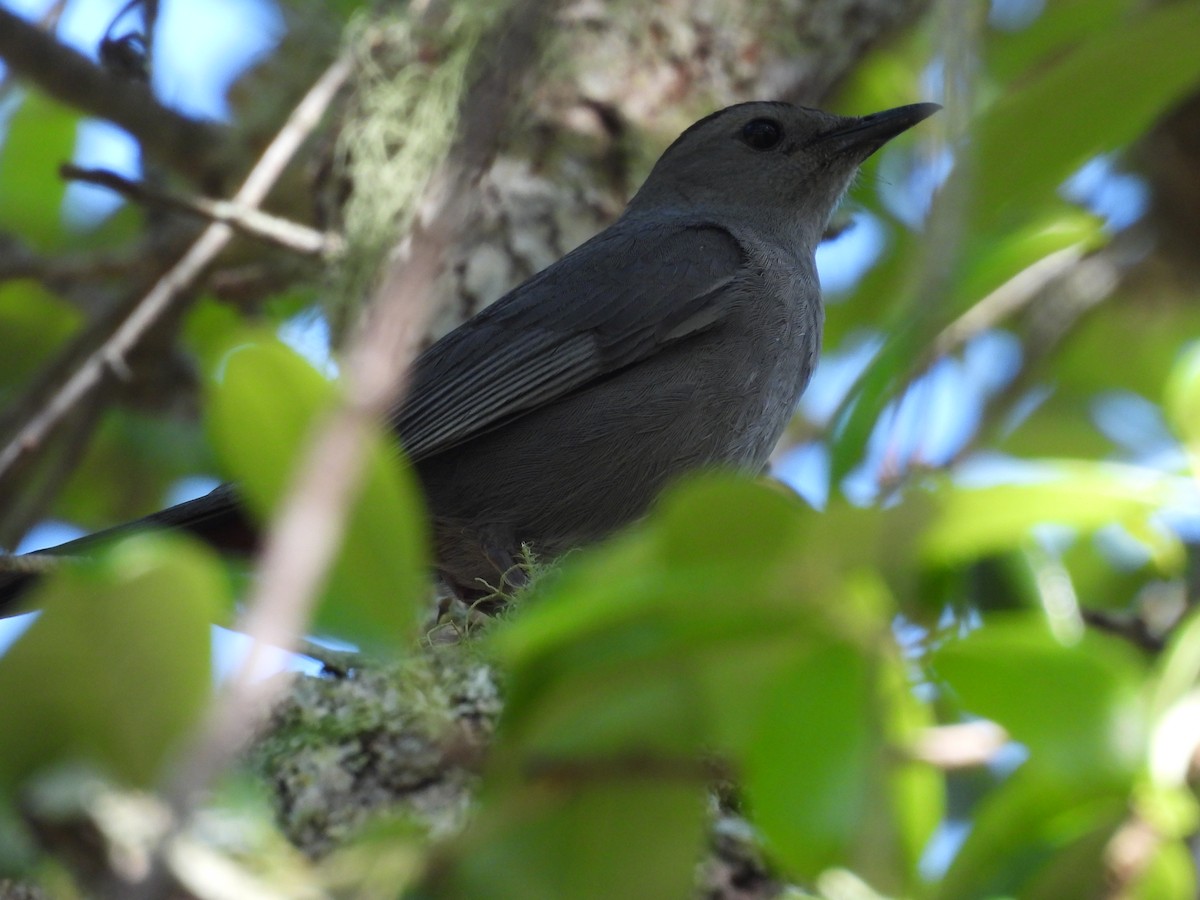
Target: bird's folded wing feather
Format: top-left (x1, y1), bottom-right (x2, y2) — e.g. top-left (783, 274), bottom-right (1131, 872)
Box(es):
top-left (393, 222), bottom-right (747, 461)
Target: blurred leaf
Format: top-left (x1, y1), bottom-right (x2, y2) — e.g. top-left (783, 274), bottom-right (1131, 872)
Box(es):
top-left (834, 40), bottom-right (930, 119)
top-left (745, 642), bottom-right (871, 878)
top-left (435, 779), bottom-right (706, 900)
top-left (57, 408), bottom-right (214, 527)
top-left (935, 615), bottom-right (1146, 781)
top-left (186, 297), bottom-right (256, 374)
top-left (1059, 535), bottom-right (1159, 613)
top-left (205, 338), bottom-right (427, 649)
top-left (879, 634), bottom-right (945, 882)
top-left (746, 633), bottom-right (944, 891)
top-left (1131, 837), bottom-right (1197, 900)
top-left (829, 0), bottom-right (1200, 482)
top-left (828, 333), bottom-right (912, 485)
top-left (0, 280), bottom-right (80, 389)
top-left (1146, 612), bottom-right (1200, 793)
top-left (1057, 304), bottom-right (1200, 403)
top-left (0, 91), bottom-right (77, 250)
top-left (922, 463), bottom-right (1182, 569)
top-left (986, 0), bottom-right (1129, 82)
top-left (1150, 607), bottom-right (1200, 721)
top-left (487, 476), bottom-right (937, 891)
top-left (1163, 339), bottom-right (1200, 459)
top-left (0, 534), bottom-right (222, 789)
top-left (972, 1), bottom-right (1200, 234)
top-left (936, 767), bottom-right (1126, 900)
top-left (997, 392), bottom-right (1117, 461)
top-left (828, 206), bottom-right (1103, 484)
top-left (956, 208), bottom-right (1102, 304)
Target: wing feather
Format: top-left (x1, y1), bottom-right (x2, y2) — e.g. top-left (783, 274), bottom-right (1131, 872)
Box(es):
top-left (393, 222), bottom-right (747, 461)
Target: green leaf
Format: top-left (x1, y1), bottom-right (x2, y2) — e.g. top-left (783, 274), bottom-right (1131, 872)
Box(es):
top-left (58, 408), bottom-right (213, 527)
top-left (0, 91), bottom-right (78, 249)
top-left (1131, 838), bottom-right (1197, 900)
top-left (745, 642), bottom-right (872, 877)
top-left (1057, 305), bottom-right (1200, 403)
top-left (436, 779), bottom-right (706, 900)
top-left (934, 615), bottom-right (1146, 782)
top-left (490, 476), bottom-right (937, 890)
top-left (745, 636), bottom-right (942, 890)
top-left (1163, 340), bottom-right (1200, 458)
top-left (205, 338), bottom-right (427, 649)
top-left (936, 767), bottom-right (1126, 900)
top-left (1146, 612), bottom-right (1200, 791)
top-left (828, 1), bottom-right (1200, 482)
top-left (956, 208), bottom-right (1103, 304)
top-left (0, 534), bottom-right (223, 789)
top-left (0, 280), bottom-right (81, 389)
top-left (986, 0), bottom-right (1129, 82)
top-left (921, 463), bottom-right (1182, 570)
top-left (972, 2), bottom-right (1200, 234)
top-left (1150, 607), bottom-right (1200, 722)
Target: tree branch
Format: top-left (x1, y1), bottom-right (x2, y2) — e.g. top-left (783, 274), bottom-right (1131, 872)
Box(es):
top-left (60, 165), bottom-right (341, 257)
top-left (912, 721), bottom-right (1009, 769)
top-left (0, 7), bottom-right (232, 187)
top-left (0, 53), bottom-right (353, 517)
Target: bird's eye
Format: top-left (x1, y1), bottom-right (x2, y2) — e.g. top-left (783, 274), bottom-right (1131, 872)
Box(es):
top-left (740, 118), bottom-right (784, 150)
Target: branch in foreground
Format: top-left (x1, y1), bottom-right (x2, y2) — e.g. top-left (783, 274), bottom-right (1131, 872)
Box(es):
top-left (912, 721), bottom-right (1009, 770)
top-left (61, 164), bottom-right (342, 257)
top-left (0, 7), bottom-right (232, 187)
top-left (155, 0), bottom-right (565, 869)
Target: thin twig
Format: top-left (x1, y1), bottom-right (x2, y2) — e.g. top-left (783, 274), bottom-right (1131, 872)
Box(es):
top-left (931, 245), bottom-right (1085, 359)
top-left (61, 164), bottom-right (342, 257)
top-left (0, 54), bottom-right (353, 494)
top-left (911, 720), bottom-right (1009, 769)
top-left (0, 7), bottom-right (231, 186)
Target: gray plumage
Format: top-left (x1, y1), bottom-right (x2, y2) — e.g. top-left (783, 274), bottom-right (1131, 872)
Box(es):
top-left (402, 100), bottom-right (938, 596)
top-left (0, 100), bottom-right (938, 612)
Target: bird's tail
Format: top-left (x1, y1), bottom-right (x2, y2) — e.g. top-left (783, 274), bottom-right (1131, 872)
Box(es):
top-left (0, 484), bottom-right (257, 618)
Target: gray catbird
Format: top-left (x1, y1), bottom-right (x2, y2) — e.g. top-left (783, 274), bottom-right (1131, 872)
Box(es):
top-left (0, 100), bottom-right (938, 610)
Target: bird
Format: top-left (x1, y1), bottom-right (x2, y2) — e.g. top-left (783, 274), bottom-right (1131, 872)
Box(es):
top-left (0, 100), bottom-right (939, 611)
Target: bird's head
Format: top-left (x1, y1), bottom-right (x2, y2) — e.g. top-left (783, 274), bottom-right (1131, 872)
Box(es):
top-left (627, 100), bottom-right (940, 250)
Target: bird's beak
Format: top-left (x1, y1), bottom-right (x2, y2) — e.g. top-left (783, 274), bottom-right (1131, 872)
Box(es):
top-left (818, 102), bottom-right (941, 157)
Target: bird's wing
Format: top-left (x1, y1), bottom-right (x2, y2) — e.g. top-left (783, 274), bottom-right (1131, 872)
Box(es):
top-left (393, 222), bottom-right (747, 461)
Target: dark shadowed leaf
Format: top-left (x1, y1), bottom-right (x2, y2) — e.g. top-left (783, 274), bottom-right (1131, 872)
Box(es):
top-left (936, 767), bottom-right (1126, 900)
top-left (435, 779), bottom-right (706, 900)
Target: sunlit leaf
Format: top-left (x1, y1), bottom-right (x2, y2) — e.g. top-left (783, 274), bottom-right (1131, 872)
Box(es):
top-left (0, 92), bottom-right (77, 249)
top-left (935, 615), bottom-right (1146, 781)
top-left (922, 462), bottom-right (1182, 569)
top-left (1130, 838), bottom-right (1198, 900)
top-left (972, 1), bottom-right (1200, 234)
top-left (1163, 340), bottom-right (1200, 461)
top-left (0, 534), bottom-right (223, 789)
top-left (205, 338), bottom-right (427, 649)
top-left (1150, 607), bottom-right (1200, 722)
